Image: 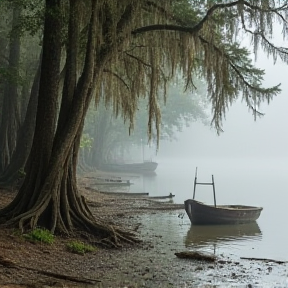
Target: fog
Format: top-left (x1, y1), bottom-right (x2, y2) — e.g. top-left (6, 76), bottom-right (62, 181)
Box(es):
top-left (129, 42), bottom-right (288, 263)
top-left (157, 52), bottom-right (288, 162)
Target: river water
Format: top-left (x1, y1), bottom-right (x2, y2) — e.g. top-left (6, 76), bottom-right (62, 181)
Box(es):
top-left (126, 157), bottom-right (288, 263)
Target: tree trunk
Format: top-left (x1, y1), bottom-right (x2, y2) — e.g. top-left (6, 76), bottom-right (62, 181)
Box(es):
top-left (0, 59), bottom-right (41, 186)
top-left (0, 0), bottom-right (137, 247)
top-left (0, 5), bottom-right (21, 173)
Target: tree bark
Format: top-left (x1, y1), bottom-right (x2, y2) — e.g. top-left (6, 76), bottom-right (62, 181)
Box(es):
top-left (0, 0), bottom-right (137, 247)
top-left (0, 5), bottom-right (21, 173)
top-left (0, 59), bottom-right (41, 186)
top-left (0, 0), bottom-right (63, 223)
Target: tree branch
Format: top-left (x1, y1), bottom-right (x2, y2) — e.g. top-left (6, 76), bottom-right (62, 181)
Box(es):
top-left (132, 1), bottom-right (241, 35)
top-left (125, 52), bottom-right (151, 68)
top-left (243, 28), bottom-right (288, 62)
top-left (198, 35), bottom-right (280, 94)
top-left (242, 0), bottom-right (288, 22)
top-left (103, 69), bottom-right (130, 90)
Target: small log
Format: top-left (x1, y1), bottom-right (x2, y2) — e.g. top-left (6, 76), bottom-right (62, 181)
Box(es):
top-left (240, 257), bottom-right (288, 264)
top-left (99, 191), bottom-right (149, 196)
top-left (93, 181), bottom-right (131, 186)
top-left (149, 193), bottom-right (175, 199)
top-left (175, 251), bottom-right (216, 262)
top-left (139, 204), bottom-right (184, 210)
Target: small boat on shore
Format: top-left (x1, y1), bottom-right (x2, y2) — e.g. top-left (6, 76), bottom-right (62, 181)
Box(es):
top-left (184, 168), bottom-right (263, 225)
top-left (185, 199), bottom-right (263, 225)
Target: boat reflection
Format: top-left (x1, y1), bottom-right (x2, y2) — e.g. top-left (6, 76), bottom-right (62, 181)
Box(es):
top-left (185, 221), bottom-right (262, 248)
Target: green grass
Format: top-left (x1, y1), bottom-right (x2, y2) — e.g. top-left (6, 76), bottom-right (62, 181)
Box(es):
top-left (23, 228), bottom-right (54, 244)
top-left (66, 241), bottom-right (96, 254)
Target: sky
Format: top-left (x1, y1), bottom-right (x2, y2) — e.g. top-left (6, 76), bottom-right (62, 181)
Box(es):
top-left (157, 47), bottom-right (288, 160)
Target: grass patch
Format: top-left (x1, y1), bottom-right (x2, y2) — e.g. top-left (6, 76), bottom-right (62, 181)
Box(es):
top-left (23, 228), bottom-right (54, 244)
top-left (66, 241), bottom-right (96, 254)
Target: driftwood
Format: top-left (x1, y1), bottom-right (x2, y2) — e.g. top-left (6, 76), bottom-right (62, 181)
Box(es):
top-left (36, 270), bottom-right (100, 284)
top-left (148, 193), bottom-right (175, 199)
top-left (175, 251), bottom-right (216, 262)
top-left (0, 255), bottom-right (100, 284)
top-left (240, 257), bottom-right (288, 264)
top-left (85, 186), bottom-right (175, 199)
top-left (99, 191), bottom-right (149, 196)
top-left (139, 204), bottom-right (184, 210)
top-left (85, 186), bottom-right (149, 196)
top-left (93, 181), bottom-right (131, 186)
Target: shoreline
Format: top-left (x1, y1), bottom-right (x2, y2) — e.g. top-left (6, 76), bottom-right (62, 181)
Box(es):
top-left (0, 177), bottom-right (287, 287)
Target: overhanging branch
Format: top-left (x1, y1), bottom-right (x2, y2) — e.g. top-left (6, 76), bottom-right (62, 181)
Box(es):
top-left (132, 1), bottom-right (241, 35)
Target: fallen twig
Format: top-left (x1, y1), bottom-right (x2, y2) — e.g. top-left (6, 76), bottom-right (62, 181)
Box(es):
top-left (240, 257), bottom-right (288, 264)
top-left (38, 270), bottom-right (101, 284)
top-left (0, 255), bottom-right (100, 284)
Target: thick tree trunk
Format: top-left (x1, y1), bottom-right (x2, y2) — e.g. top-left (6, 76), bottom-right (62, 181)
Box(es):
top-left (0, 60), bottom-right (40, 185)
top-left (0, 6), bottom-right (21, 173)
top-left (0, 0), bottom-right (137, 247)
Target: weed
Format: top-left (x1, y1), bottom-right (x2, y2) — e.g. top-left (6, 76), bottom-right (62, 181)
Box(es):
top-left (23, 228), bottom-right (54, 244)
top-left (66, 241), bottom-right (96, 254)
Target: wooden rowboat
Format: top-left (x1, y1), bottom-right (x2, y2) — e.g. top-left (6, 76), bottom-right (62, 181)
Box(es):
top-left (185, 199), bottom-right (263, 225)
top-left (184, 168), bottom-right (263, 225)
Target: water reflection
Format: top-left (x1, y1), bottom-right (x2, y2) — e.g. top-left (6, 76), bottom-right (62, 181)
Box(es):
top-left (185, 222), bottom-right (262, 248)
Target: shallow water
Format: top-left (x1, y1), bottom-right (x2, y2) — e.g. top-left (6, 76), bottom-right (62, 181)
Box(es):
top-left (127, 157), bottom-right (288, 262)
top-left (93, 157), bottom-right (288, 287)
top-left (137, 211), bottom-right (288, 287)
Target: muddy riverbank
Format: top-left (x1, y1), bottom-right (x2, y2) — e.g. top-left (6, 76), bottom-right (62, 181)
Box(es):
top-left (0, 176), bottom-right (287, 287)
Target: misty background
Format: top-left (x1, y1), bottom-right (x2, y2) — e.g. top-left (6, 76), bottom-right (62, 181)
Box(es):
top-left (157, 51), bottom-right (288, 162)
top-left (128, 51), bottom-right (288, 262)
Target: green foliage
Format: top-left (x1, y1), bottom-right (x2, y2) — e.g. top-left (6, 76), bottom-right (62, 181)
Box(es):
top-left (80, 133), bottom-right (93, 149)
top-left (172, 0), bottom-right (202, 26)
top-left (23, 228), bottom-right (54, 244)
top-left (66, 241), bottom-right (96, 255)
top-left (15, 0), bottom-right (44, 37)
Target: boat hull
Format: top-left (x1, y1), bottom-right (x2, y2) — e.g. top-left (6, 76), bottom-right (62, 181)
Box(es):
top-left (185, 199), bottom-right (263, 225)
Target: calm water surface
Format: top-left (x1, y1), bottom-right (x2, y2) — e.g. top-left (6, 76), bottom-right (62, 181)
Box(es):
top-left (127, 157), bottom-right (288, 262)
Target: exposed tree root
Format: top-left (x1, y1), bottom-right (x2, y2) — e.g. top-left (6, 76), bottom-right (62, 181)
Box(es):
top-left (0, 194), bottom-right (140, 248)
top-left (0, 177), bottom-right (140, 247)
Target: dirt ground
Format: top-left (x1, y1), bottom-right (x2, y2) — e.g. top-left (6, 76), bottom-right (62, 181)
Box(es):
top-left (0, 175), bottom-right (287, 288)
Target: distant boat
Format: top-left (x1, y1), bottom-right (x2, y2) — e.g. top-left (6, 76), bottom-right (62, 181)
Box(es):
top-left (94, 178), bottom-right (132, 186)
top-left (95, 176), bottom-right (129, 184)
top-left (184, 167), bottom-right (263, 225)
top-left (100, 161), bottom-right (158, 173)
